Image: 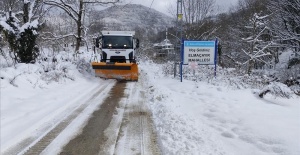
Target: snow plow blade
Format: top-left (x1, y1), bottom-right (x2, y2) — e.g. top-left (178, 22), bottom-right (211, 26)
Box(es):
top-left (91, 62), bottom-right (138, 81)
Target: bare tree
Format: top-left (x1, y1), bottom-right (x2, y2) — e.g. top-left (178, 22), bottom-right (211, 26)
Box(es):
top-left (270, 0), bottom-right (300, 54)
top-left (182, 0), bottom-right (216, 24)
top-left (0, 0), bottom-right (21, 12)
top-left (43, 0), bottom-right (120, 56)
top-left (241, 13), bottom-right (273, 74)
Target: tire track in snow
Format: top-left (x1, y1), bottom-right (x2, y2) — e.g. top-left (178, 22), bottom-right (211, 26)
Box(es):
top-left (2, 81), bottom-right (114, 155)
top-left (59, 81), bottom-right (126, 155)
top-left (113, 79), bottom-right (161, 155)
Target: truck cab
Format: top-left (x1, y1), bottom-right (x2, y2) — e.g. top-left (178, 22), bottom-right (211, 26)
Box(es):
top-left (96, 31), bottom-right (139, 63)
top-left (92, 31), bottom-right (140, 81)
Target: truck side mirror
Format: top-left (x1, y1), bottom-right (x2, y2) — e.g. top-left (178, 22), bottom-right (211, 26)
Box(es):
top-left (136, 39), bottom-right (139, 48)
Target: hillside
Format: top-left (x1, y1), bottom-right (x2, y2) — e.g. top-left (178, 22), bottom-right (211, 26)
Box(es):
top-left (91, 4), bottom-right (174, 34)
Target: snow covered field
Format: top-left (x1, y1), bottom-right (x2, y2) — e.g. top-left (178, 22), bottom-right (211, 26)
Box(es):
top-left (0, 55), bottom-right (299, 154)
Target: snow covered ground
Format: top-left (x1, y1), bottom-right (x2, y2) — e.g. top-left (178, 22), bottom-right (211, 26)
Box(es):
top-left (1, 54), bottom-right (299, 154)
top-left (141, 62), bottom-right (300, 155)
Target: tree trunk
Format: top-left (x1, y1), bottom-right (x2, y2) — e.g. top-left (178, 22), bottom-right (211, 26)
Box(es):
top-left (23, 1), bottom-right (29, 23)
top-left (75, 0), bottom-right (83, 56)
top-left (218, 42), bottom-right (223, 67)
top-left (247, 59), bottom-right (254, 75)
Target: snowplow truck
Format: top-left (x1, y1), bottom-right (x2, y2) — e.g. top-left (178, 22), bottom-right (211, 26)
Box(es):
top-left (91, 31), bottom-right (139, 81)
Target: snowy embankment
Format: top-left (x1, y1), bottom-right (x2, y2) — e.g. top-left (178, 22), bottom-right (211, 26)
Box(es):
top-left (139, 61), bottom-right (300, 155)
top-left (0, 49), bottom-right (299, 155)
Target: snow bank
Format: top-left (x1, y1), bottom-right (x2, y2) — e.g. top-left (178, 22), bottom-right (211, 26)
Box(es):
top-left (140, 60), bottom-right (300, 155)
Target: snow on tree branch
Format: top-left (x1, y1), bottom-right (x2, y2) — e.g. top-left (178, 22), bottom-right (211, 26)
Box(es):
top-left (44, 1), bottom-right (79, 21)
top-left (83, 0), bottom-right (119, 4)
top-left (41, 32), bottom-right (77, 40)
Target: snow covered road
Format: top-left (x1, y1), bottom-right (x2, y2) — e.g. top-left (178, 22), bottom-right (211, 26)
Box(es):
top-left (1, 67), bottom-right (160, 155)
top-left (57, 80), bottom-right (160, 155)
top-left (112, 80), bottom-right (161, 155)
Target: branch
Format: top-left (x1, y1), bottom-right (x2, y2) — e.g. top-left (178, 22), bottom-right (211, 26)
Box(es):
top-left (43, 1), bottom-right (78, 21)
top-left (59, 0), bottom-right (79, 16)
top-left (83, 0), bottom-right (119, 4)
top-left (41, 32), bottom-right (77, 40)
top-left (253, 53), bottom-right (272, 64)
top-left (223, 54), bottom-right (240, 66)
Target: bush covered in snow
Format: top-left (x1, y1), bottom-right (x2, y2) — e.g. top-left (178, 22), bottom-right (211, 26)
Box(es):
top-left (158, 62), bottom-right (272, 89)
top-left (0, 47), bottom-right (14, 68)
top-left (258, 82), bottom-right (295, 98)
top-left (38, 49), bottom-right (95, 83)
top-left (147, 60), bottom-right (298, 98)
top-left (0, 47), bottom-right (94, 86)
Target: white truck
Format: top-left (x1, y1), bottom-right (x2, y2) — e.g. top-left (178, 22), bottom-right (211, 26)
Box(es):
top-left (91, 31), bottom-right (140, 81)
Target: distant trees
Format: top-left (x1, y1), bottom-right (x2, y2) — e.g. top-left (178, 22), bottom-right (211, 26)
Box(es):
top-left (182, 0), bottom-right (216, 24)
top-left (211, 0), bottom-right (275, 72)
top-left (179, 0), bottom-right (217, 40)
top-left (270, 0), bottom-right (300, 53)
top-left (167, 0), bottom-right (299, 75)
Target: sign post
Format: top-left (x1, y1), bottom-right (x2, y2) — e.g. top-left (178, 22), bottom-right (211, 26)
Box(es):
top-left (214, 38), bottom-right (218, 78)
top-left (180, 38), bottom-right (184, 82)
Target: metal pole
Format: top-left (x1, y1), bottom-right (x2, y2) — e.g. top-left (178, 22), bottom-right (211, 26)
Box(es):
top-left (215, 38), bottom-right (218, 78)
top-left (174, 0), bottom-right (179, 78)
top-left (177, 0), bottom-right (183, 82)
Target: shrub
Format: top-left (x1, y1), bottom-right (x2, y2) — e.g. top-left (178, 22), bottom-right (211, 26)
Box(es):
top-left (259, 82), bottom-right (294, 98)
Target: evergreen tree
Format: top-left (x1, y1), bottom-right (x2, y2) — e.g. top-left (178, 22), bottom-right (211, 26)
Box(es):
top-left (17, 27), bottom-right (39, 63)
top-left (0, 0), bottom-right (42, 63)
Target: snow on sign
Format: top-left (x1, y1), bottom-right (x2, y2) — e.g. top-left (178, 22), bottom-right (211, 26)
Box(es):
top-left (183, 41), bottom-right (216, 65)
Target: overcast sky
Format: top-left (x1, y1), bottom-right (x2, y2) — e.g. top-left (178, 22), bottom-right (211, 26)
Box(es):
top-left (124, 0), bottom-right (239, 16)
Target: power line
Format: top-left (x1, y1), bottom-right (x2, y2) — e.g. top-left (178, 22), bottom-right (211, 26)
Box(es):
top-left (149, 0), bottom-right (155, 9)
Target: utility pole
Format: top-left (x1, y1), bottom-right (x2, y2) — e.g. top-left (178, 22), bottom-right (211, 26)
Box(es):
top-left (174, 0), bottom-right (183, 78)
top-left (177, 0), bottom-right (183, 44)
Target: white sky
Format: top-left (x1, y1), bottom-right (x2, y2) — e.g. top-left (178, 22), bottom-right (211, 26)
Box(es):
top-left (124, 0), bottom-right (239, 15)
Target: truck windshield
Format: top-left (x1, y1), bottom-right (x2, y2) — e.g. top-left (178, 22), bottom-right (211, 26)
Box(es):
top-left (102, 36), bottom-right (133, 49)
